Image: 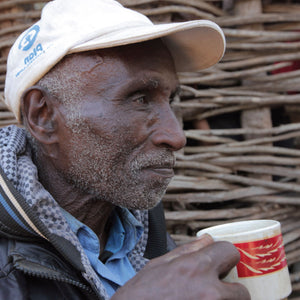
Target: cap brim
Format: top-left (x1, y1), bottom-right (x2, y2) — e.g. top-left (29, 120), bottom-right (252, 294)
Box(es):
top-left (70, 20), bottom-right (225, 72)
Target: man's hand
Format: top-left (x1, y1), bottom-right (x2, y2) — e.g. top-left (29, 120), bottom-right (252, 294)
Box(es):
top-left (112, 234), bottom-right (250, 300)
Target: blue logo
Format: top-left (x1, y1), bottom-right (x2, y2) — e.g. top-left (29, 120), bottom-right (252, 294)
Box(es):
top-left (18, 25), bottom-right (40, 51)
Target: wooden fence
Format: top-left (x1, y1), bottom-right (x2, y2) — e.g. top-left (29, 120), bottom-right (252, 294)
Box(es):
top-left (1, 0), bottom-right (300, 297)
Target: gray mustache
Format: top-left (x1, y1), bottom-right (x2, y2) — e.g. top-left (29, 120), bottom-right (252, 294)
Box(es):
top-left (131, 151), bottom-right (175, 171)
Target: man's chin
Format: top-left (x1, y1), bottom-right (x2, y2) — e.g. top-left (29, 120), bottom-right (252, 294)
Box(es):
top-left (77, 178), bottom-right (169, 210)
top-left (108, 188), bottom-right (166, 210)
top-left (125, 189), bottom-right (167, 210)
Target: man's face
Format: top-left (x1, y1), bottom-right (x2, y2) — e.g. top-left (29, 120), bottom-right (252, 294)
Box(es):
top-left (55, 40), bottom-right (186, 209)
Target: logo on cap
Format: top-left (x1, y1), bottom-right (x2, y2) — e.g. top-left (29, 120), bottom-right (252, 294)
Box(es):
top-left (19, 25), bottom-right (40, 51)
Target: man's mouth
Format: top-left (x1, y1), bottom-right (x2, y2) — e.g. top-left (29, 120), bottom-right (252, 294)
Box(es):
top-left (131, 151), bottom-right (176, 178)
top-left (142, 164), bottom-right (175, 177)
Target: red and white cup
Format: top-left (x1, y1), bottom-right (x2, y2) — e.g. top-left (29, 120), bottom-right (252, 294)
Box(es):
top-left (197, 220), bottom-right (292, 300)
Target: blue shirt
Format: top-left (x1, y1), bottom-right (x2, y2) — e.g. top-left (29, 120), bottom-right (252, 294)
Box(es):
top-left (61, 207), bottom-right (144, 297)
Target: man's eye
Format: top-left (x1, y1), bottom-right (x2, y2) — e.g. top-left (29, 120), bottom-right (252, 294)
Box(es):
top-left (133, 95), bottom-right (147, 104)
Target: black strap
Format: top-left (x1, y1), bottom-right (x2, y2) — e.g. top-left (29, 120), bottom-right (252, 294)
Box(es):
top-left (144, 201), bottom-right (176, 259)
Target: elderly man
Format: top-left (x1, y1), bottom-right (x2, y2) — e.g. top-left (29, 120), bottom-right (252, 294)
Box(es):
top-left (0, 0), bottom-right (250, 299)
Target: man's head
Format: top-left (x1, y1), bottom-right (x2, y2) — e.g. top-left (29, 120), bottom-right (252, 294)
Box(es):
top-left (5, 0), bottom-right (225, 122)
top-left (4, 0), bottom-right (225, 210)
top-left (21, 39), bottom-right (186, 209)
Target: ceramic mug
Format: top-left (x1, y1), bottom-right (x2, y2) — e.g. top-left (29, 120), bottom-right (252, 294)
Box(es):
top-left (197, 220), bottom-right (292, 300)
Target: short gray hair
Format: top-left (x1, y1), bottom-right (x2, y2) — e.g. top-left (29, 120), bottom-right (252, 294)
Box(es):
top-left (22, 53), bottom-right (86, 157)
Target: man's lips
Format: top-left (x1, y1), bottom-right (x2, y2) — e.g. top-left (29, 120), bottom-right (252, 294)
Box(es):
top-left (142, 165), bottom-right (175, 177)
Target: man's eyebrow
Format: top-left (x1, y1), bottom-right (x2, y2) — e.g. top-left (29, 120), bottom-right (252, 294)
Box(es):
top-left (138, 77), bottom-right (160, 89)
top-left (138, 77), bottom-right (180, 94)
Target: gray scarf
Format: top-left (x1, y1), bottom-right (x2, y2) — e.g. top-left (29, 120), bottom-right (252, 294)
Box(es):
top-left (0, 125), bottom-right (149, 299)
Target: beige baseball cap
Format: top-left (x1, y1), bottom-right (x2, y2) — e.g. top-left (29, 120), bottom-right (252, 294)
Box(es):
top-left (5, 0), bottom-right (225, 121)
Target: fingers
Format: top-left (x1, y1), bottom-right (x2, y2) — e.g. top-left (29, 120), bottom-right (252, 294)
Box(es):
top-left (195, 241), bottom-right (250, 299)
top-left (182, 241), bottom-right (249, 300)
top-left (153, 239), bottom-right (240, 281)
top-left (203, 241), bottom-right (240, 278)
top-left (166, 240), bottom-right (239, 281)
top-left (150, 235), bottom-right (238, 277)
top-left (124, 237), bottom-right (250, 300)
top-left (154, 233), bottom-right (214, 264)
top-left (220, 282), bottom-right (251, 300)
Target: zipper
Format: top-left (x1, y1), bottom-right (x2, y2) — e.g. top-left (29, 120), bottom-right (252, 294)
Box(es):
top-left (14, 263), bottom-right (101, 299)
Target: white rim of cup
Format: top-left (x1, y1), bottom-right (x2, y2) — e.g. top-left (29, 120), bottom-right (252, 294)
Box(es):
top-left (196, 219), bottom-right (280, 239)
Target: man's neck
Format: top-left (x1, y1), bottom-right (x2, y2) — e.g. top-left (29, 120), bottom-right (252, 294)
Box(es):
top-left (35, 154), bottom-right (115, 253)
top-left (64, 197), bottom-right (115, 253)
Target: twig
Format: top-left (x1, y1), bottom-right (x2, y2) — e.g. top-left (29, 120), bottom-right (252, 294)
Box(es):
top-left (219, 52), bottom-right (300, 71)
top-left (200, 172), bottom-right (300, 193)
top-left (164, 186), bottom-right (275, 203)
top-left (217, 13), bottom-right (300, 27)
top-left (135, 5), bottom-right (214, 19)
top-left (179, 62), bottom-right (290, 84)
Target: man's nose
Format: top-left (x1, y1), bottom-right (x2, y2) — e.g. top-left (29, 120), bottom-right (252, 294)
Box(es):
top-left (151, 105), bottom-right (186, 151)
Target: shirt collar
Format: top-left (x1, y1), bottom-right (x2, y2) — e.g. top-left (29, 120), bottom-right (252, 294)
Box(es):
top-left (61, 206), bottom-right (143, 257)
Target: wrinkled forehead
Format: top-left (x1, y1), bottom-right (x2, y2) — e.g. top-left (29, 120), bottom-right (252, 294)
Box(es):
top-left (45, 38), bottom-right (176, 82)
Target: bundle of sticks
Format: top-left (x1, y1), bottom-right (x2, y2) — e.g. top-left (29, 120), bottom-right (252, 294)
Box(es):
top-left (121, 0), bottom-right (300, 297)
top-left (1, 0), bottom-right (300, 297)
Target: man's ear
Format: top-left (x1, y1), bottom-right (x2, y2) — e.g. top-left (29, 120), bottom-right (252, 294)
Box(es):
top-left (21, 86), bottom-right (58, 145)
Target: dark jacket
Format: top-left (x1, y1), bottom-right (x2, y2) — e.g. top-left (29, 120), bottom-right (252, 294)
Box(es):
top-left (0, 237), bottom-right (97, 299)
top-left (0, 125), bottom-right (174, 299)
top-left (0, 202), bottom-right (171, 300)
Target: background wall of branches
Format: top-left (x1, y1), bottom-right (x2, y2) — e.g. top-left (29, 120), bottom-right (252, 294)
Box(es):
top-left (1, 0), bottom-right (300, 297)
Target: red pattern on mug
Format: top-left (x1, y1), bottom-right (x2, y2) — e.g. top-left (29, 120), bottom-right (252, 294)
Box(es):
top-left (234, 234), bottom-right (287, 278)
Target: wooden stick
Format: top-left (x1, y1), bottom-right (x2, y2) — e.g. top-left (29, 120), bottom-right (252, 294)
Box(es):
top-left (200, 172), bottom-right (300, 193)
top-left (227, 41), bottom-right (300, 51)
top-left (209, 155), bottom-right (300, 166)
top-left (241, 195), bottom-right (300, 206)
top-left (0, 111), bottom-right (16, 119)
top-left (135, 5), bottom-right (215, 19)
top-left (0, 23), bottom-right (30, 37)
top-left (227, 130), bottom-right (300, 147)
top-left (167, 177), bottom-right (237, 192)
top-left (190, 104), bottom-right (260, 120)
top-left (184, 123), bottom-right (300, 137)
top-left (120, 0), bottom-right (224, 16)
top-left (164, 186), bottom-right (276, 203)
top-left (184, 131), bottom-right (235, 143)
top-left (0, 37), bottom-right (17, 49)
top-left (182, 94), bottom-right (300, 106)
top-left (0, 0), bottom-right (47, 10)
top-left (0, 120), bottom-right (18, 128)
top-left (244, 69), bottom-right (300, 82)
top-left (217, 13), bottom-right (300, 27)
top-left (219, 52), bottom-right (300, 71)
top-left (165, 206), bottom-right (263, 221)
top-left (223, 28), bottom-right (300, 42)
top-left (210, 88), bottom-right (278, 97)
top-left (0, 11), bottom-right (41, 22)
top-left (184, 145), bottom-right (300, 157)
top-left (179, 62), bottom-right (290, 84)
top-left (233, 78), bottom-right (300, 93)
top-left (263, 4), bottom-right (300, 14)
top-left (233, 165), bottom-right (300, 179)
top-left (185, 207), bottom-right (296, 230)
top-left (175, 161), bottom-right (232, 174)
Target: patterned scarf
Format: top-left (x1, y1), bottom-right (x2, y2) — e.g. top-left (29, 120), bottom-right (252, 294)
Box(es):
top-left (0, 125), bottom-right (149, 299)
